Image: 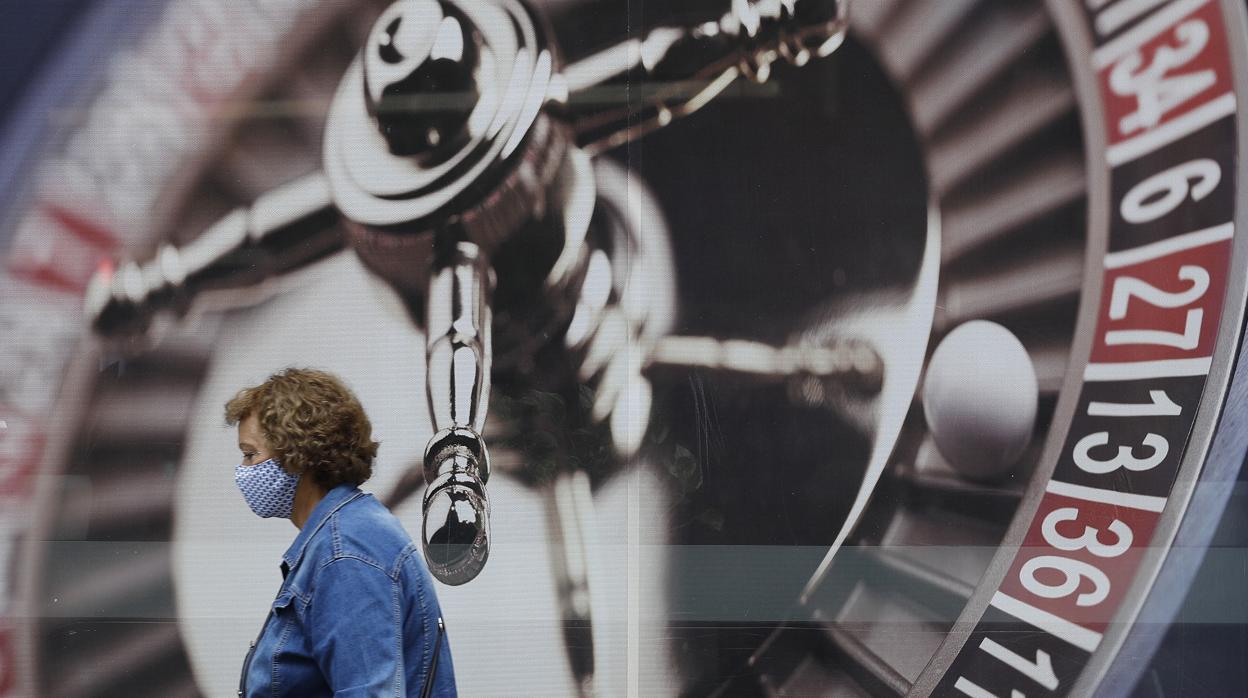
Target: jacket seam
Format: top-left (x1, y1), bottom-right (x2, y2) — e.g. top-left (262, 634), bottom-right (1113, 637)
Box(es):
top-left (270, 609), bottom-right (294, 698)
top-left (415, 562), bottom-right (429, 689)
top-left (393, 576), bottom-right (403, 697)
top-left (390, 541), bottom-right (419, 579)
top-left (319, 553), bottom-right (391, 578)
top-left (331, 513), bottom-right (341, 557)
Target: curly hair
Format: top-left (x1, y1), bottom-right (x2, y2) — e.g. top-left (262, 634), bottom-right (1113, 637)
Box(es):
top-left (224, 367), bottom-right (379, 489)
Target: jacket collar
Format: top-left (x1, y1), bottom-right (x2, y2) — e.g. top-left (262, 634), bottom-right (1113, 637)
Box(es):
top-left (281, 482), bottom-right (365, 575)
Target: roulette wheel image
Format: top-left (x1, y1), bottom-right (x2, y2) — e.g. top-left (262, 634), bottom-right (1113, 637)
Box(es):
top-left (1, 0), bottom-right (1247, 695)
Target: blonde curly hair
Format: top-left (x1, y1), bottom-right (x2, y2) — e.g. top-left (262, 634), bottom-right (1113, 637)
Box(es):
top-left (224, 367), bottom-right (379, 489)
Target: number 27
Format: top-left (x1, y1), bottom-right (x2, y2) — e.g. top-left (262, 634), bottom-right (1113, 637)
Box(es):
top-left (1105, 265), bottom-right (1209, 349)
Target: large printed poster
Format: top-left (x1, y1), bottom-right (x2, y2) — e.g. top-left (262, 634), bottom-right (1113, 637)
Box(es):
top-left (2, 0), bottom-right (1248, 695)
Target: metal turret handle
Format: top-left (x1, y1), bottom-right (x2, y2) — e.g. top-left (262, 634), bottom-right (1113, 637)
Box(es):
top-left (421, 241), bottom-right (494, 585)
top-left (553, 0), bottom-right (851, 153)
top-left (84, 174), bottom-right (340, 340)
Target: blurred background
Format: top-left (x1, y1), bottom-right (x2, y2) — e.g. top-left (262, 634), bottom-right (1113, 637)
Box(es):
top-left (2, 1), bottom-right (1248, 696)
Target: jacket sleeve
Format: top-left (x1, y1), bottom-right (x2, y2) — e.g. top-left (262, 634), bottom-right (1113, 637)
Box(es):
top-left (308, 557), bottom-right (405, 697)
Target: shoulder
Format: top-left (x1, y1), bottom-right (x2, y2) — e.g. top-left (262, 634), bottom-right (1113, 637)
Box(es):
top-left (324, 492), bottom-right (418, 579)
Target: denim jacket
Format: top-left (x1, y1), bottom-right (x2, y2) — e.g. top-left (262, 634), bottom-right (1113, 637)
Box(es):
top-left (239, 484), bottom-right (457, 697)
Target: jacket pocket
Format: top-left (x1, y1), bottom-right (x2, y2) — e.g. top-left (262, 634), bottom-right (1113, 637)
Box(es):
top-left (269, 588), bottom-right (299, 643)
top-left (271, 588), bottom-right (296, 616)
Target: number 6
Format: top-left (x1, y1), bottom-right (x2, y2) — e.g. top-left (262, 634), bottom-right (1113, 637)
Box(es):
top-left (1121, 159), bottom-right (1221, 224)
top-left (1020, 555), bottom-right (1111, 607)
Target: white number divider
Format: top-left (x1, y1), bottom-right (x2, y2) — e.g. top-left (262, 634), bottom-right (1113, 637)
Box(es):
top-left (1103, 221), bottom-right (1233, 269)
top-left (989, 591), bottom-right (1104, 654)
top-left (1047, 479), bottom-right (1170, 513)
top-left (953, 676), bottom-right (1024, 698)
top-left (1084, 356), bottom-right (1212, 380)
top-left (1088, 388), bottom-right (1183, 416)
top-left (1108, 92), bottom-right (1236, 166)
top-left (1095, 0), bottom-right (1175, 39)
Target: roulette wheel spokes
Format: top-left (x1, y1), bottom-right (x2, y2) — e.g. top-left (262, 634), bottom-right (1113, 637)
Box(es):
top-left (86, 0), bottom-right (860, 586)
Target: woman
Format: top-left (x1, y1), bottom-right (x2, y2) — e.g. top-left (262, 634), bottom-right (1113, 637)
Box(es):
top-left (226, 367), bottom-right (456, 697)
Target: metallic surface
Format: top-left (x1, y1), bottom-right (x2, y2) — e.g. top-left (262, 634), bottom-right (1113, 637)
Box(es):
top-left (422, 241), bottom-right (494, 585)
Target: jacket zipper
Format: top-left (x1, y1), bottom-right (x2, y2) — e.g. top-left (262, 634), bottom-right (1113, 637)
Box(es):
top-left (419, 617), bottom-right (446, 698)
top-left (238, 604), bottom-right (278, 696)
top-left (237, 638), bottom-right (257, 697)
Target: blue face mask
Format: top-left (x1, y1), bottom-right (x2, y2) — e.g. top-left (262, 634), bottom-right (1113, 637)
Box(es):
top-left (235, 457), bottom-right (301, 519)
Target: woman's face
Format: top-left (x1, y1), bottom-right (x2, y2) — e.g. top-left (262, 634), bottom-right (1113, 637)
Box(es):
top-left (237, 413), bottom-right (275, 466)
